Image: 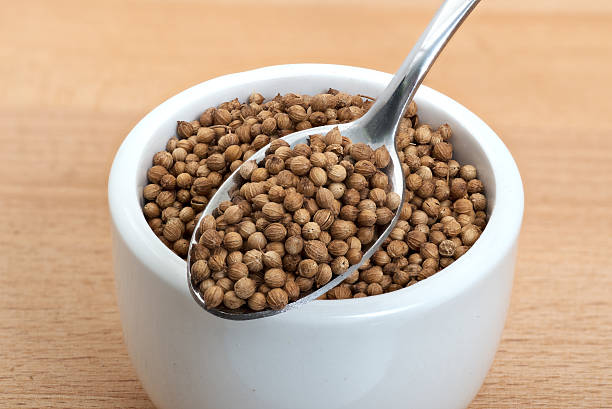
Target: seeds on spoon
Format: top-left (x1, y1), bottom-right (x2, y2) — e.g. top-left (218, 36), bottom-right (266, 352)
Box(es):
top-left (190, 127), bottom-right (395, 311)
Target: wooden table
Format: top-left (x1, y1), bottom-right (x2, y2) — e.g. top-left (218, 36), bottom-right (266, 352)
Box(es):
top-left (1, 1), bottom-right (610, 407)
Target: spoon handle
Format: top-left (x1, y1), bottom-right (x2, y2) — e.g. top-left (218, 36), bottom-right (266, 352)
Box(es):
top-left (358, 0), bottom-right (480, 141)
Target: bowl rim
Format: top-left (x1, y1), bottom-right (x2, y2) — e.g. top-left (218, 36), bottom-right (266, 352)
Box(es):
top-left (108, 63), bottom-right (524, 323)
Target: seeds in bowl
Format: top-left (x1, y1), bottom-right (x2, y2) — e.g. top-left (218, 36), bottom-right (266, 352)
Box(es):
top-left (141, 90), bottom-right (488, 312)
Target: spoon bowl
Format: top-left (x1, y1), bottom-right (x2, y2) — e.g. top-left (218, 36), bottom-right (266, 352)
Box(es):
top-left (187, 121), bottom-right (405, 319)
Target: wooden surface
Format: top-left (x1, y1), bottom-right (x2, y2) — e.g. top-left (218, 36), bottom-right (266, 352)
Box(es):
top-left (1, 1), bottom-right (611, 407)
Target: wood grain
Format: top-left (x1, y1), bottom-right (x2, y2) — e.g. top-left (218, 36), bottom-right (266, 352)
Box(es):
top-left (1, 1), bottom-right (610, 407)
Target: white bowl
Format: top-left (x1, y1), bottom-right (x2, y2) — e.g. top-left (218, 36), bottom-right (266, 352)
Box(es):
top-left (108, 64), bottom-right (523, 409)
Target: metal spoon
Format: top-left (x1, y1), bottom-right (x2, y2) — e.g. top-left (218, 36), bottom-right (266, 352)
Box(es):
top-left (187, 0), bottom-right (480, 320)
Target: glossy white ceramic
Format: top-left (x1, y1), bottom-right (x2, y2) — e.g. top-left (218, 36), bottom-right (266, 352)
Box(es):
top-left (108, 64), bottom-right (523, 409)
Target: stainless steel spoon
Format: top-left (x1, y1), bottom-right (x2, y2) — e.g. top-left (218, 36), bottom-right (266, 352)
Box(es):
top-left (187, 0), bottom-right (480, 320)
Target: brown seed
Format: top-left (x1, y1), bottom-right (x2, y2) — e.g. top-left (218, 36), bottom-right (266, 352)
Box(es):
top-left (264, 223), bottom-right (287, 242)
top-left (357, 210), bottom-right (377, 227)
top-left (467, 179), bottom-right (484, 194)
top-left (283, 254), bottom-right (301, 272)
top-left (315, 187), bottom-right (335, 209)
top-left (234, 277), bottom-right (256, 300)
top-left (453, 198), bottom-right (473, 214)
top-left (177, 121), bottom-right (195, 138)
top-left (250, 168), bottom-right (269, 182)
top-left (285, 280), bottom-right (300, 301)
top-left (148, 166), bottom-right (169, 185)
top-left (460, 165), bottom-right (477, 181)
top-left (287, 104), bottom-right (308, 122)
top-left (415, 125), bottom-right (432, 144)
top-left (376, 208), bottom-right (394, 225)
top-left (313, 209), bottom-right (334, 230)
top-left (223, 291), bottom-right (245, 309)
top-left (362, 266), bottom-right (383, 284)
top-left (205, 153), bottom-right (225, 172)
top-left (354, 160), bottom-right (377, 177)
top-left (345, 248), bottom-right (362, 264)
top-left (262, 251), bottom-right (283, 269)
top-left (309, 167), bottom-right (328, 186)
top-left (247, 232), bottom-right (267, 250)
top-left (265, 268), bottom-right (287, 288)
top-left (328, 240), bottom-right (349, 257)
top-left (248, 292), bottom-right (267, 311)
top-left (324, 127), bottom-right (343, 145)
top-left (225, 262), bottom-right (246, 281)
top-left (285, 235), bottom-right (304, 255)
top-left (265, 156), bottom-right (285, 175)
top-left (461, 225), bottom-right (481, 246)
top-left (330, 256), bottom-right (349, 275)
top-left (366, 283), bottom-right (383, 296)
top-left (203, 285), bottom-right (224, 308)
top-left (143, 184), bottom-right (162, 201)
top-left (439, 239), bottom-right (456, 257)
top-left (199, 229), bottom-right (221, 249)
top-left (283, 191), bottom-right (304, 212)
top-left (153, 151), bottom-right (174, 169)
top-left (387, 240), bottom-right (409, 257)
top-left (330, 220), bottom-right (357, 240)
top-left (407, 230), bottom-right (427, 250)
top-left (223, 205), bottom-right (243, 224)
top-left (329, 285), bottom-right (352, 300)
top-left (422, 197), bottom-right (441, 218)
top-left (243, 249), bottom-right (263, 272)
top-left (239, 160), bottom-right (258, 180)
top-left (315, 264), bottom-right (333, 287)
top-left (236, 220), bottom-right (256, 239)
top-left (293, 208), bottom-right (311, 225)
top-left (356, 226), bottom-right (374, 244)
top-left (262, 202), bottom-right (284, 221)
top-left (304, 240), bottom-right (330, 263)
top-left (385, 192), bottom-right (401, 211)
top-left (311, 93), bottom-right (338, 111)
top-left (432, 142), bottom-right (453, 161)
top-left (326, 164), bottom-right (346, 183)
top-left (289, 156), bottom-right (312, 176)
top-left (369, 188), bottom-right (386, 207)
top-left (266, 288), bottom-right (289, 310)
top-left (393, 270), bottom-right (411, 286)
top-left (309, 152), bottom-right (327, 167)
top-left (470, 193), bottom-right (487, 211)
top-left (223, 232), bottom-right (243, 251)
top-left (191, 260), bottom-right (211, 282)
top-left (227, 251), bottom-right (243, 265)
top-left (346, 173), bottom-right (368, 191)
top-left (372, 250), bottom-right (391, 266)
top-left (420, 242), bottom-right (439, 259)
top-left (443, 219), bottom-right (462, 237)
top-left (349, 143), bottom-right (374, 161)
top-left (213, 109), bottom-right (231, 125)
top-left (300, 222), bottom-right (321, 240)
top-left (199, 278), bottom-right (215, 294)
top-left (297, 259), bottom-right (318, 278)
top-left (450, 178), bottom-right (467, 200)
top-left (143, 202), bottom-right (161, 219)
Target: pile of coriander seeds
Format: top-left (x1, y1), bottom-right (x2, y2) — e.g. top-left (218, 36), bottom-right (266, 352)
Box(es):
top-left (142, 90), bottom-right (488, 312)
top-left (191, 127), bottom-right (399, 311)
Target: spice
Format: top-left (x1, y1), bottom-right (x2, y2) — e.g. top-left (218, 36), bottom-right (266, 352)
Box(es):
top-left (142, 90), bottom-right (488, 312)
top-left (186, 126), bottom-right (395, 311)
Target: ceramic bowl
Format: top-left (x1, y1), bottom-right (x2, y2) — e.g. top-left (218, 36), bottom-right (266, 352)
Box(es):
top-left (108, 64), bottom-right (523, 409)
